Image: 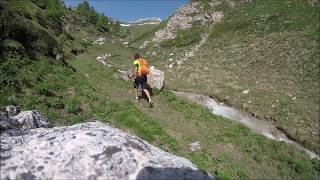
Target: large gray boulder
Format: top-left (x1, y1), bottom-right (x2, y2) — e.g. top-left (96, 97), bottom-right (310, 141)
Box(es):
top-left (147, 66), bottom-right (165, 90)
top-left (117, 69), bottom-right (133, 81)
top-left (12, 110), bottom-right (51, 129)
top-left (0, 107), bottom-right (51, 131)
top-left (0, 122), bottom-right (214, 180)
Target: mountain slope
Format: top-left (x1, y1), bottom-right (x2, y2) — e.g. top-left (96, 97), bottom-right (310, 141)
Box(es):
top-left (1, 0), bottom-right (319, 179)
top-left (133, 0), bottom-right (320, 154)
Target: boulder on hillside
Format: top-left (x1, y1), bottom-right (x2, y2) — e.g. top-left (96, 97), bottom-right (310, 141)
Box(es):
top-left (12, 111), bottom-right (51, 129)
top-left (0, 121), bottom-right (215, 180)
top-left (96, 54), bottom-right (112, 67)
top-left (147, 66), bottom-right (165, 90)
top-left (117, 69), bottom-right (133, 81)
top-left (93, 37), bottom-right (107, 45)
top-left (0, 107), bottom-right (51, 132)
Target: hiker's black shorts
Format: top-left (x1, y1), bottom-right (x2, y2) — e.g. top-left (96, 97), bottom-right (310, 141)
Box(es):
top-left (134, 75), bottom-right (148, 89)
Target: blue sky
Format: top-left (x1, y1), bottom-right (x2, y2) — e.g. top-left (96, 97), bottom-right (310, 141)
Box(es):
top-left (64, 0), bottom-right (188, 22)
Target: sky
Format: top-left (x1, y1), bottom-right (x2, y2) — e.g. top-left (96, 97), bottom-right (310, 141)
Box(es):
top-left (64, 0), bottom-right (188, 22)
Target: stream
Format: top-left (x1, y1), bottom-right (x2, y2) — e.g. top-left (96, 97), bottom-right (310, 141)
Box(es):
top-left (171, 90), bottom-right (319, 160)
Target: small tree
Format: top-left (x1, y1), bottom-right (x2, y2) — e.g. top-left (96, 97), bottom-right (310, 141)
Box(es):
top-left (114, 20), bottom-right (120, 33)
top-left (45, 0), bottom-right (63, 18)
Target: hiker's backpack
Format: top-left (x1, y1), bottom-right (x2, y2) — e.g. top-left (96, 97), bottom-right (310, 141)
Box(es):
top-left (138, 58), bottom-right (150, 75)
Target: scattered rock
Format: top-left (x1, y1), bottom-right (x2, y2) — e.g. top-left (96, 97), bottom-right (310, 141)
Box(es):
top-left (96, 54), bottom-right (112, 67)
top-left (0, 122), bottom-right (215, 180)
top-left (55, 53), bottom-right (64, 61)
top-left (169, 53), bottom-right (174, 56)
top-left (188, 141), bottom-right (202, 152)
top-left (242, 90), bottom-right (250, 94)
top-left (93, 37), bottom-right (107, 45)
top-left (96, 54), bottom-right (111, 61)
top-left (168, 64), bottom-right (174, 69)
top-left (5, 105), bottom-right (19, 117)
top-left (151, 51), bottom-right (157, 56)
top-left (176, 60), bottom-right (183, 65)
top-left (139, 41), bottom-right (150, 49)
top-left (118, 69), bottom-right (133, 81)
top-left (12, 111), bottom-right (51, 129)
top-left (0, 108), bottom-right (51, 131)
top-left (147, 66), bottom-right (165, 90)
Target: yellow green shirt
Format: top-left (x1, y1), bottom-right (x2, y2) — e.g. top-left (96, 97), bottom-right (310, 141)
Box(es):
top-left (133, 59), bottom-right (141, 75)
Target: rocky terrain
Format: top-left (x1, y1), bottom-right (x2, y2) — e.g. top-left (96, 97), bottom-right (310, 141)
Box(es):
top-left (0, 107), bottom-right (214, 180)
top-left (153, 1), bottom-right (222, 43)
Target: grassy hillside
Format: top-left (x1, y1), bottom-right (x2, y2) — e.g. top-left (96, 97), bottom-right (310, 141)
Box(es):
top-left (138, 0), bottom-right (320, 154)
top-left (121, 24), bottom-right (157, 41)
top-left (67, 44), bottom-right (320, 179)
top-left (1, 0), bottom-right (319, 179)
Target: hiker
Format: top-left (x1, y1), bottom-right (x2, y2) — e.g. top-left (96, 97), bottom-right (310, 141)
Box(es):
top-left (132, 53), bottom-right (153, 107)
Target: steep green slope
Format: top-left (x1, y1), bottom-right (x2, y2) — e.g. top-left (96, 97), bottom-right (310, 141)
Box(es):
top-left (137, 0), bottom-right (320, 154)
top-left (121, 24), bottom-right (157, 41)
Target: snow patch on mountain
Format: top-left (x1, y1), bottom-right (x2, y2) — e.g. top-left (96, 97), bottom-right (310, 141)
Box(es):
top-left (121, 17), bottom-right (161, 26)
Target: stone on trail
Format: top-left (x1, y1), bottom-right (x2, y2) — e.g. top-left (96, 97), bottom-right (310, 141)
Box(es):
top-left (242, 90), bottom-right (250, 94)
top-left (188, 141), bottom-right (202, 152)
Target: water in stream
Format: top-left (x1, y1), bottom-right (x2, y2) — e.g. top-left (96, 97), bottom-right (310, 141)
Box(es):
top-left (171, 90), bottom-right (319, 160)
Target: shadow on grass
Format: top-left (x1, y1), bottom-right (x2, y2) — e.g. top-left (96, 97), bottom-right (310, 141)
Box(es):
top-left (136, 166), bottom-right (215, 180)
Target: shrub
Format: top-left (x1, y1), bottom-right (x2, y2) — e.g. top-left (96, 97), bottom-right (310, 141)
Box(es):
top-left (64, 97), bottom-right (81, 114)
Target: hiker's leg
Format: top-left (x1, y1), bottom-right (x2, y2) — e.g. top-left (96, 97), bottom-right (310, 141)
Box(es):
top-left (133, 79), bottom-right (139, 100)
top-left (141, 75), bottom-right (151, 102)
top-left (142, 88), bottom-right (152, 102)
top-left (134, 88), bottom-right (139, 99)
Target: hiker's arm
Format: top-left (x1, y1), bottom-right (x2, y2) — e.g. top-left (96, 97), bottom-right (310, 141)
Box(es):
top-left (132, 65), bottom-right (138, 79)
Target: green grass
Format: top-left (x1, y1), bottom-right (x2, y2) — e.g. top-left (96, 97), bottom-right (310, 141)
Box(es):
top-left (1, 42), bottom-right (319, 179)
top-left (160, 22), bottom-right (205, 47)
top-left (121, 24), bottom-right (158, 40)
top-left (1, 0), bottom-right (320, 179)
top-left (129, 19), bottom-right (168, 46)
top-left (152, 0), bottom-right (320, 154)
top-left (73, 47), bottom-right (319, 178)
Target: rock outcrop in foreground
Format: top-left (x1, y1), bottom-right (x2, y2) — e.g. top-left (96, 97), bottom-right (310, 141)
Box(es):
top-left (1, 121), bottom-right (214, 180)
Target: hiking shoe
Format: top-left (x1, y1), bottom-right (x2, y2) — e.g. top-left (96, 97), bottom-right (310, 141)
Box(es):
top-left (148, 100), bottom-right (153, 107)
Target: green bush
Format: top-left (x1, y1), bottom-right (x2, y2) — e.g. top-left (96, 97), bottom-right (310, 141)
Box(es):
top-left (64, 97), bottom-right (81, 114)
top-left (1, 39), bottom-right (23, 51)
top-left (33, 82), bottom-right (56, 96)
